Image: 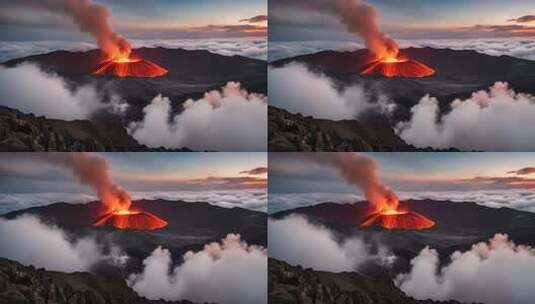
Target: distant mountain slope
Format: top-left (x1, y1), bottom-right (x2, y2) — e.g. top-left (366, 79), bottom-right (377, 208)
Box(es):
top-left (3, 199), bottom-right (267, 264)
top-left (0, 257), bottom-right (195, 304)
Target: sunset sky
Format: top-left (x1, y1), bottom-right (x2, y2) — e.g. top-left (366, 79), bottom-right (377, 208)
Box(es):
top-left (0, 153), bottom-right (267, 193)
top-left (270, 153), bottom-right (535, 193)
top-left (270, 0), bottom-right (535, 41)
top-left (0, 0), bottom-right (267, 41)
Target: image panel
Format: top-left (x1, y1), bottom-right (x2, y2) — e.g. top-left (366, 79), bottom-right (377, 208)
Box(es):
top-left (0, 152), bottom-right (267, 304)
top-left (268, 152), bottom-right (535, 304)
top-left (0, 0), bottom-right (267, 152)
top-left (268, 0), bottom-right (535, 152)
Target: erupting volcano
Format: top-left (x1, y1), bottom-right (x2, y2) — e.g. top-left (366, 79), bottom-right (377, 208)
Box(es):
top-left (93, 208), bottom-right (168, 230)
top-left (361, 53), bottom-right (435, 78)
top-left (92, 55), bottom-right (168, 78)
top-left (361, 206), bottom-right (435, 230)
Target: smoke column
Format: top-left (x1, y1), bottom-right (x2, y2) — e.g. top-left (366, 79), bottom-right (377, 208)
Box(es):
top-left (310, 153), bottom-right (399, 212)
top-left (334, 0), bottom-right (398, 58)
top-left (21, 0), bottom-right (131, 59)
top-left (46, 153), bottom-right (131, 213)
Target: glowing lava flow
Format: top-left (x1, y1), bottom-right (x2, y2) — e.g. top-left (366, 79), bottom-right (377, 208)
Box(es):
top-left (93, 207), bottom-right (168, 230)
top-left (361, 53), bottom-right (435, 78)
top-left (361, 206), bottom-right (435, 230)
top-left (93, 56), bottom-right (168, 78)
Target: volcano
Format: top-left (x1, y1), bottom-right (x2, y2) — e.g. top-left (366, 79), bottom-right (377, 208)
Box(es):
top-left (93, 209), bottom-right (168, 230)
top-left (92, 56), bottom-right (168, 78)
top-left (361, 209), bottom-right (435, 230)
top-left (361, 55), bottom-right (435, 78)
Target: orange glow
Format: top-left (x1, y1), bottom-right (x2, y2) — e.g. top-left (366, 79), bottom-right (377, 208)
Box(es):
top-left (94, 208), bottom-right (168, 230)
top-left (93, 56), bottom-right (168, 78)
top-left (361, 208), bottom-right (435, 230)
top-left (361, 54), bottom-right (435, 78)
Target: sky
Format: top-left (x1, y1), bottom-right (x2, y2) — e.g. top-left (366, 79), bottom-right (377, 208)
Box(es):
top-left (0, 153), bottom-right (267, 193)
top-left (0, 0), bottom-right (267, 41)
top-left (270, 0), bottom-right (535, 41)
top-left (270, 152), bottom-right (535, 193)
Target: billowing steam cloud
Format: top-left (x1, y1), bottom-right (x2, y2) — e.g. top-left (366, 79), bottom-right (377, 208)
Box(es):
top-left (396, 82), bottom-right (535, 151)
top-left (268, 63), bottom-right (394, 120)
top-left (128, 234), bottom-right (267, 304)
top-left (308, 153), bottom-right (399, 212)
top-left (45, 153), bottom-right (131, 213)
top-left (21, 0), bottom-right (130, 59)
top-left (269, 215), bottom-right (394, 271)
top-left (128, 82), bottom-right (267, 151)
top-left (396, 234), bottom-right (535, 304)
top-left (0, 215), bottom-right (127, 272)
top-left (0, 63), bottom-right (127, 120)
top-left (333, 0), bottom-right (398, 58)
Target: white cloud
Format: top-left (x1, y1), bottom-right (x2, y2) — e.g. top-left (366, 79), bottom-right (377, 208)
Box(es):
top-left (0, 189), bottom-right (267, 215)
top-left (268, 215), bottom-right (394, 272)
top-left (128, 233), bottom-right (267, 304)
top-left (268, 63), bottom-right (393, 120)
top-left (0, 63), bottom-right (127, 120)
top-left (127, 82), bottom-right (267, 151)
top-left (268, 190), bottom-right (535, 214)
top-left (0, 38), bottom-right (266, 62)
top-left (269, 38), bottom-right (535, 62)
top-left (396, 82), bottom-right (535, 151)
top-left (0, 215), bottom-right (127, 272)
top-left (396, 234), bottom-right (535, 304)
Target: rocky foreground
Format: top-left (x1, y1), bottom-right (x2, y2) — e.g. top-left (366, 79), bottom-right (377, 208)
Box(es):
top-left (269, 106), bottom-right (454, 152)
top-left (0, 258), bottom-right (197, 304)
top-left (0, 106), bottom-right (191, 151)
top-left (269, 258), bottom-right (465, 304)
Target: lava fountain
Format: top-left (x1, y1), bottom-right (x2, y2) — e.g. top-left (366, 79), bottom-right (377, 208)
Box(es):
top-left (93, 207), bottom-right (168, 230)
top-left (361, 52), bottom-right (435, 78)
top-left (361, 205), bottom-right (435, 230)
top-left (92, 54), bottom-right (168, 78)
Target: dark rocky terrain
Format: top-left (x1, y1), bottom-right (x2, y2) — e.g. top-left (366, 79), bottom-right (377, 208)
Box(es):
top-left (0, 105), bottom-right (150, 151)
top-left (3, 199), bottom-right (267, 272)
top-left (269, 47), bottom-right (535, 151)
top-left (1, 48), bottom-right (266, 151)
top-left (0, 257), bottom-right (196, 304)
top-left (272, 199), bottom-right (535, 271)
top-left (269, 106), bottom-right (455, 151)
top-left (269, 258), bottom-right (464, 304)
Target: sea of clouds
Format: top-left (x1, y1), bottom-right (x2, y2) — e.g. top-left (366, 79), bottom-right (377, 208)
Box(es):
top-left (269, 189), bottom-right (535, 214)
top-left (269, 38), bottom-right (535, 62)
top-left (0, 189), bottom-right (267, 215)
top-left (0, 37), bottom-right (266, 62)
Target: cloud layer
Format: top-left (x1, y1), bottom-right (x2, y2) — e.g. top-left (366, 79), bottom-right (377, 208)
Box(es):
top-left (128, 234), bottom-right (267, 304)
top-left (0, 215), bottom-right (127, 272)
top-left (0, 63), bottom-right (127, 120)
top-left (0, 38), bottom-right (266, 62)
top-left (269, 38), bottom-right (535, 62)
top-left (268, 189), bottom-right (535, 214)
top-left (268, 215), bottom-right (394, 271)
top-left (268, 63), bottom-right (392, 120)
top-left (128, 82), bottom-right (267, 151)
top-left (0, 189), bottom-right (267, 215)
top-left (396, 234), bottom-right (535, 304)
top-left (396, 82), bottom-right (535, 151)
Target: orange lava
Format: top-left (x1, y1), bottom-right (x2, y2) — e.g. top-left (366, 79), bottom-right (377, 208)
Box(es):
top-left (93, 56), bottom-right (168, 78)
top-left (93, 208), bottom-right (168, 230)
top-left (361, 54), bottom-right (435, 78)
top-left (361, 207), bottom-right (435, 230)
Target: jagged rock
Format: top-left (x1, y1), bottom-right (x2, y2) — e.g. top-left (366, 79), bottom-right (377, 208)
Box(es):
top-left (0, 258), bottom-right (198, 304)
top-left (0, 106), bottom-right (192, 152)
top-left (269, 258), bottom-right (468, 304)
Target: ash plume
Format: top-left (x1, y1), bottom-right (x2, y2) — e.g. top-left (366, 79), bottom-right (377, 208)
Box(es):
top-left (21, 0), bottom-right (131, 59)
top-left (309, 153), bottom-right (399, 212)
top-left (333, 0), bottom-right (398, 58)
top-left (45, 153), bottom-right (131, 213)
